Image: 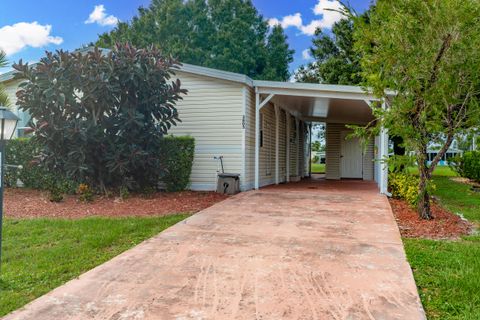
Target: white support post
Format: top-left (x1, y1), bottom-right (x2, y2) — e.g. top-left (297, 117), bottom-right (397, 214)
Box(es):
top-left (296, 118), bottom-right (300, 177)
top-left (274, 104), bottom-right (280, 185)
top-left (255, 92), bottom-right (260, 190)
top-left (379, 101), bottom-right (389, 194)
top-left (309, 123), bottom-right (312, 177)
top-left (286, 113), bottom-right (290, 182)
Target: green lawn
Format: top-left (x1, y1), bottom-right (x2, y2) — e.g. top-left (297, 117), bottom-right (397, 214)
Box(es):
top-left (0, 215), bottom-right (188, 317)
top-left (311, 163), bottom-right (325, 173)
top-left (403, 166), bottom-right (480, 319)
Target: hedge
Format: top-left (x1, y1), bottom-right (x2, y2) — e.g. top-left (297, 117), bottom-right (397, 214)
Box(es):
top-left (5, 138), bottom-right (76, 193)
top-left (159, 136), bottom-right (195, 192)
top-left (5, 136), bottom-right (195, 193)
top-left (450, 151), bottom-right (480, 182)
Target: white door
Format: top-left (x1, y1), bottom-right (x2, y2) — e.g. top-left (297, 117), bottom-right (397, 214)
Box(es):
top-left (341, 131), bottom-right (363, 179)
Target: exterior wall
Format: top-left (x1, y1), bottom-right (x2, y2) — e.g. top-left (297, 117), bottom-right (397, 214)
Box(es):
top-left (169, 71), bottom-right (244, 191)
top-left (278, 109), bottom-right (287, 182)
top-left (243, 87), bottom-right (255, 190)
top-left (326, 123), bottom-right (375, 181)
top-left (288, 115), bottom-right (298, 177)
top-left (259, 103), bottom-right (275, 187)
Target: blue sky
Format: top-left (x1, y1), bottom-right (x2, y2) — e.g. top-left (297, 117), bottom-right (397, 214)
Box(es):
top-left (0, 0), bottom-right (370, 74)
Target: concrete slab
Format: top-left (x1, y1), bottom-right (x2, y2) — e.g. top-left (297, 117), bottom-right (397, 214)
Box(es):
top-left (5, 179), bottom-right (426, 320)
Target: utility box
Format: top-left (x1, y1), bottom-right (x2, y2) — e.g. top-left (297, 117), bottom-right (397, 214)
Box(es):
top-left (216, 173), bottom-right (240, 195)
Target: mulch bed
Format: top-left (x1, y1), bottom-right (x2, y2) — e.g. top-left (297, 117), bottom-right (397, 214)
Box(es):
top-left (389, 198), bottom-right (473, 239)
top-left (4, 188), bottom-right (229, 219)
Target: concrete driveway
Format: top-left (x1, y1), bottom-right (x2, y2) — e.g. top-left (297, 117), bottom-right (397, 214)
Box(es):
top-left (5, 180), bottom-right (425, 320)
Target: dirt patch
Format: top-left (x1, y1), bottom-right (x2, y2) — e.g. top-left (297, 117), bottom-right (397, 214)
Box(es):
top-left (5, 188), bottom-right (229, 219)
top-left (389, 198), bottom-right (473, 239)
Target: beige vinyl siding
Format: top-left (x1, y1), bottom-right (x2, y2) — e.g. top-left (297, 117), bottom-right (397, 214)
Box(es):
top-left (326, 123), bottom-right (374, 181)
top-left (288, 115), bottom-right (298, 177)
top-left (169, 71), bottom-right (244, 190)
top-left (259, 103), bottom-right (275, 187)
top-left (243, 87), bottom-right (255, 190)
top-left (278, 109), bottom-right (287, 182)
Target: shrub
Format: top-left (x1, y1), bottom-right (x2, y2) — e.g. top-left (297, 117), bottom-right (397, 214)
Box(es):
top-left (389, 173), bottom-right (420, 207)
top-left (450, 151), bottom-right (480, 182)
top-left (159, 136), bottom-right (195, 192)
top-left (13, 44), bottom-right (187, 192)
top-left (5, 136), bottom-right (195, 194)
top-left (5, 138), bottom-right (76, 193)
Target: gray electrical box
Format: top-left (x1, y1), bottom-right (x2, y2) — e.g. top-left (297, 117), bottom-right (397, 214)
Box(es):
top-left (216, 173), bottom-right (240, 195)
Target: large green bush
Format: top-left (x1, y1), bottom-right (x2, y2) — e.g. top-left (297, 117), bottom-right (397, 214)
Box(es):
top-left (5, 136), bottom-right (194, 193)
top-left (451, 151), bottom-right (480, 182)
top-left (13, 44), bottom-right (187, 192)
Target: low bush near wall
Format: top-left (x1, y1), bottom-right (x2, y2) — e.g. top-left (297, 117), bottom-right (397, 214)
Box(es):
top-left (159, 136), bottom-right (195, 192)
top-left (4, 136), bottom-right (195, 194)
top-left (5, 138), bottom-right (76, 194)
top-left (389, 172), bottom-right (420, 207)
top-left (450, 151), bottom-right (480, 182)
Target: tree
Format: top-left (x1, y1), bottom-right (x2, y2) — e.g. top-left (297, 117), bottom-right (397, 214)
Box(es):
top-left (295, 17), bottom-right (362, 85)
top-left (0, 51), bottom-right (10, 106)
top-left (13, 44), bottom-right (187, 192)
top-left (354, 0), bottom-right (480, 219)
top-left (96, 0), bottom-right (294, 81)
top-left (261, 25), bottom-right (294, 81)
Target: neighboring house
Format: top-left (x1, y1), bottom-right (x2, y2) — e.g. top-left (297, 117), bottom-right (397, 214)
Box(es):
top-left (0, 72), bottom-right (31, 137)
top-left (0, 62), bottom-right (390, 193)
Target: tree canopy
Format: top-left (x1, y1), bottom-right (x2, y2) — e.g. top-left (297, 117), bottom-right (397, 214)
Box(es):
top-left (13, 44), bottom-right (187, 192)
top-left (96, 0), bottom-right (294, 81)
top-left (295, 17), bottom-right (362, 85)
top-left (354, 0), bottom-right (480, 219)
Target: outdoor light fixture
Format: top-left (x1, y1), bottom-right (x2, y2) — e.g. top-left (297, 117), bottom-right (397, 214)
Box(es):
top-left (0, 106), bottom-right (20, 272)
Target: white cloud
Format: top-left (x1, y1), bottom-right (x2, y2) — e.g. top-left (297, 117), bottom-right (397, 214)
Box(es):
top-left (85, 5), bottom-right (118, 27)
top-left (312, 0), bottom-right (345, 29)
top-left (268, 0), bottom-right (345, 36)
top-left (0, 22), bottom-right (63, 56)
top-left (268, 13), bottom-right (303, 29)
top-left (302, 49), bottom-right (312, 60)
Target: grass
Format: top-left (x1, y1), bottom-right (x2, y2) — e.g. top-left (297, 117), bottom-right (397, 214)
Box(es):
top-left (0, 215), bottom-right (188, 317)
top-left (311, 163), bottom-right (325, 173)
top-left (402, 166), bottom-right (480, 319)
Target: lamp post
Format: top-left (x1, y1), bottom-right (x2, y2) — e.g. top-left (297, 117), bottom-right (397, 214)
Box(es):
top-left (0, 106), bottom-right (19, 271)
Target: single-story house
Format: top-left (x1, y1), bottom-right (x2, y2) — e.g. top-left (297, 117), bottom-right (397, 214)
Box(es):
top-left (0, 62), bottom-right (389, 194)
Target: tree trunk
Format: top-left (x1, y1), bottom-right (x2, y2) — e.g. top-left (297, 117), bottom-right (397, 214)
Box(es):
top-left (417, 146), bottom-right (432, 220)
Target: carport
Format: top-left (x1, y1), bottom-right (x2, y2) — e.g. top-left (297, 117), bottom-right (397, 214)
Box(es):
top-left (252, 81), bottom-right (389, 194)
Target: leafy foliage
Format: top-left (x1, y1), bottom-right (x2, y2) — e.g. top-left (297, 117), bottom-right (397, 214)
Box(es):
top-left (0, 50), bottom-right (10, 106)
top-left (6, 135), bottom-right (195, 195)
top-left (353, 0), bottom-right (480, 219)
top-left (96, 0), bottom-right (294, 81)
top-left (13, 44), bottom-right (188, 192)
top-left (295, 17), bottom-right (362, 84)
top-left (159, 136), bottom-right (195, 192)
top-left (5, 138), bottom-right (76, 193)
top-left (450, 151), bottom-right (480, 182)
top-left (389, 172), bottom-right (421, 207)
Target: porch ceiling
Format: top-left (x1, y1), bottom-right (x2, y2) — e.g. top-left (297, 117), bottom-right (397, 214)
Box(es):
top-left (269, 94), bottom-right (375, 125)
